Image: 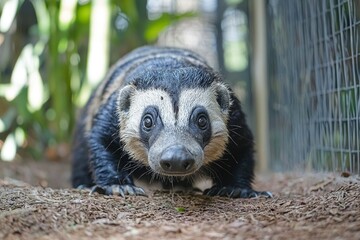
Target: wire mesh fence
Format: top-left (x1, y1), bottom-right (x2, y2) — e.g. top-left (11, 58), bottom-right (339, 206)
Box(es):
top-left (267, 0), bottom-right (360, 173)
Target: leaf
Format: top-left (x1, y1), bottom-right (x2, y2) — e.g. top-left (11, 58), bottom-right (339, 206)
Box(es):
top-left (1, 133), bottom-right (17, 161)
top-left (14, 127), bottom-right (25, 146)
top-left (27, 49), bottom-right (45, 112)
top-left (175, 207), bottom-right (186, 213)
top-left (0, 0), bottom-right (21, 32)
top-left (32, 0), bottom-right (49, 37)
top-left (6, 44), bottom-right (31, 101)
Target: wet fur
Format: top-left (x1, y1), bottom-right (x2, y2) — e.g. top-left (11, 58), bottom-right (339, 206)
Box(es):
top-left (72, 46), bottom-right (269, 198)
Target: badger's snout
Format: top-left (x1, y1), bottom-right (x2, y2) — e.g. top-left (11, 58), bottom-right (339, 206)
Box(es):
top-left (159, 145), bottom-right (195, 174)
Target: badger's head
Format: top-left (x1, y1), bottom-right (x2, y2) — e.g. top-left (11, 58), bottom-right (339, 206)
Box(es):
top-left (117, 67), bottom-right (231, 177)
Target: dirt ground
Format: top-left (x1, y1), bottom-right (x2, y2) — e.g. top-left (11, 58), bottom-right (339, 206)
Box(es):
top-left (0, 160), bottom-right (359, 240)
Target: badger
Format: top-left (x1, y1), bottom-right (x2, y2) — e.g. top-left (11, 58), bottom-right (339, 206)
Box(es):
top-left (72, 46), bottom-right (271, 198)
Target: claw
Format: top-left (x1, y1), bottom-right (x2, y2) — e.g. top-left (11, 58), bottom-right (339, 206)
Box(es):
top-left (125, 185), bottom-right (135, 195)
top-left (203, 187), bottom-right (216, 196)
top-left (90, 185), bottom-right (106, 195)
top-left (204, 186), bottom-right (273, 198)
top-left (247, 191), bottom-right (258, 198)
top-left (111, 185), bottom-right (125, 197)
top-left (260, 191), bottom-right (273, 198)
top-left (133, 186), bottom-right (147, 196)
top-left (89, 184), bottom-right (147, 197)
top-left (217, 187), bottom-right (228, 196)
top-left (229, 188), bottom-right (241, 198)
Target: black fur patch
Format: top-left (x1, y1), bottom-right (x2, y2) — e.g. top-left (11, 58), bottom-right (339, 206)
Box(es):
top-left (139, 106), bottom-right (164, 149)
top-left (188, 106), bottom-right (212, 148)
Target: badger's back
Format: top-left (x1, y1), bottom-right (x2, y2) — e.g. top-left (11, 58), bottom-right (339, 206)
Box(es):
top-left (98, 46), bottom-right (209, 96)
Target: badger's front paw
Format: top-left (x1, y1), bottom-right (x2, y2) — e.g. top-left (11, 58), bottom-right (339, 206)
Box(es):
top-left (90, 184), bottom-right (146, 197)
top-left (204, 186), bottom-right (272, 198)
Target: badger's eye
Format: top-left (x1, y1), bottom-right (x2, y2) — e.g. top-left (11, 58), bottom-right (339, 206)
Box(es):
top-left (142, 114), bottom-right (154, 130)
top-left (197, 114), bottom-right (208, 130)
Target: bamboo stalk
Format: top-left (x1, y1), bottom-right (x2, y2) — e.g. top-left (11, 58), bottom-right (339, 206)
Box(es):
top-left (251, 0), bottom-right (269, 173)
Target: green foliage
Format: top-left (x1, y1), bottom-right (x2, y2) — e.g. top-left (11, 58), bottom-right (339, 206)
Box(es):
top-left (175, 207), bottom-right (186, 213)
top-left (0, 0), bottom-right (193, 160)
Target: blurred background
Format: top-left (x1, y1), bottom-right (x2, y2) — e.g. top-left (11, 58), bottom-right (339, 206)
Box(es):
top-left (0, 0), bottom-right (359, 186)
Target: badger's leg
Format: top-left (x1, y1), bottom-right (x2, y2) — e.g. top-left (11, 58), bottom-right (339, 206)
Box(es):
top-left (204, 97), bottom-right (272, 198)
top-left (87, 94), bottom-right (146, 197)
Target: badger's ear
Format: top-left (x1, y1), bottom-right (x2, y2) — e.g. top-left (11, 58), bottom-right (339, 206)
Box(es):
top-left (118, 85), bottom-right (136, 113)
top-left (214, 83), bottom-right (231, 114)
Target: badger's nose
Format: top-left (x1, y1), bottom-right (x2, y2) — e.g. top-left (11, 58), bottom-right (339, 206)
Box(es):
top-left (160, 145), bottom-right (195, 174)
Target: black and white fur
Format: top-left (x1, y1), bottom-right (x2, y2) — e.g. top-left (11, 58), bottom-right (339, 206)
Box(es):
top-left (72, 46), bottom-right (271, 198)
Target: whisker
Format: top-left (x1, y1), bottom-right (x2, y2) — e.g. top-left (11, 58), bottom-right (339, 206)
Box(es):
top-left (229, 129), bottom-right (253, 142)
top-left (111, 145), bottom-right (124, 155)
top-left (105, 136), bottom-right (119, 151)
top-left (227, 133), bottom-right (238, 146)
top-left (137, 168), bottom-right (153, 180)
top-left (210, 161), bottom-right (233, 177)
top-left (229, 124), bottom-right (243, 129)
top-left (203, 165), bottom-right (220, 183)
top-left (223, 148), bottom-right (238, 164)
top-left (149, 172), bottom-right (157, 184)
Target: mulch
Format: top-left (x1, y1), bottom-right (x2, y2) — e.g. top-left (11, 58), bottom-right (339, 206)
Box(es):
top-left (1, 170), bottom-right (359, 240)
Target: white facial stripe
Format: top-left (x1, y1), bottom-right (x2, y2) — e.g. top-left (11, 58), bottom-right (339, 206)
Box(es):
top-left (178, 88), bottom-right (226, 130)
top-left (128, 88), bottom-right (227, 132)
top-left (128, 89), bottom-right (175, 129)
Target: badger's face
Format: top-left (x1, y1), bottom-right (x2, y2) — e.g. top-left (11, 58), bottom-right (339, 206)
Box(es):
top-left (117, 81), bottom-right (231, 177)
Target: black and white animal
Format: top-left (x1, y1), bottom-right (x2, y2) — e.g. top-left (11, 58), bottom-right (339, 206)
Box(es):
top-left (72, 46), bottom-right (271, 198)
